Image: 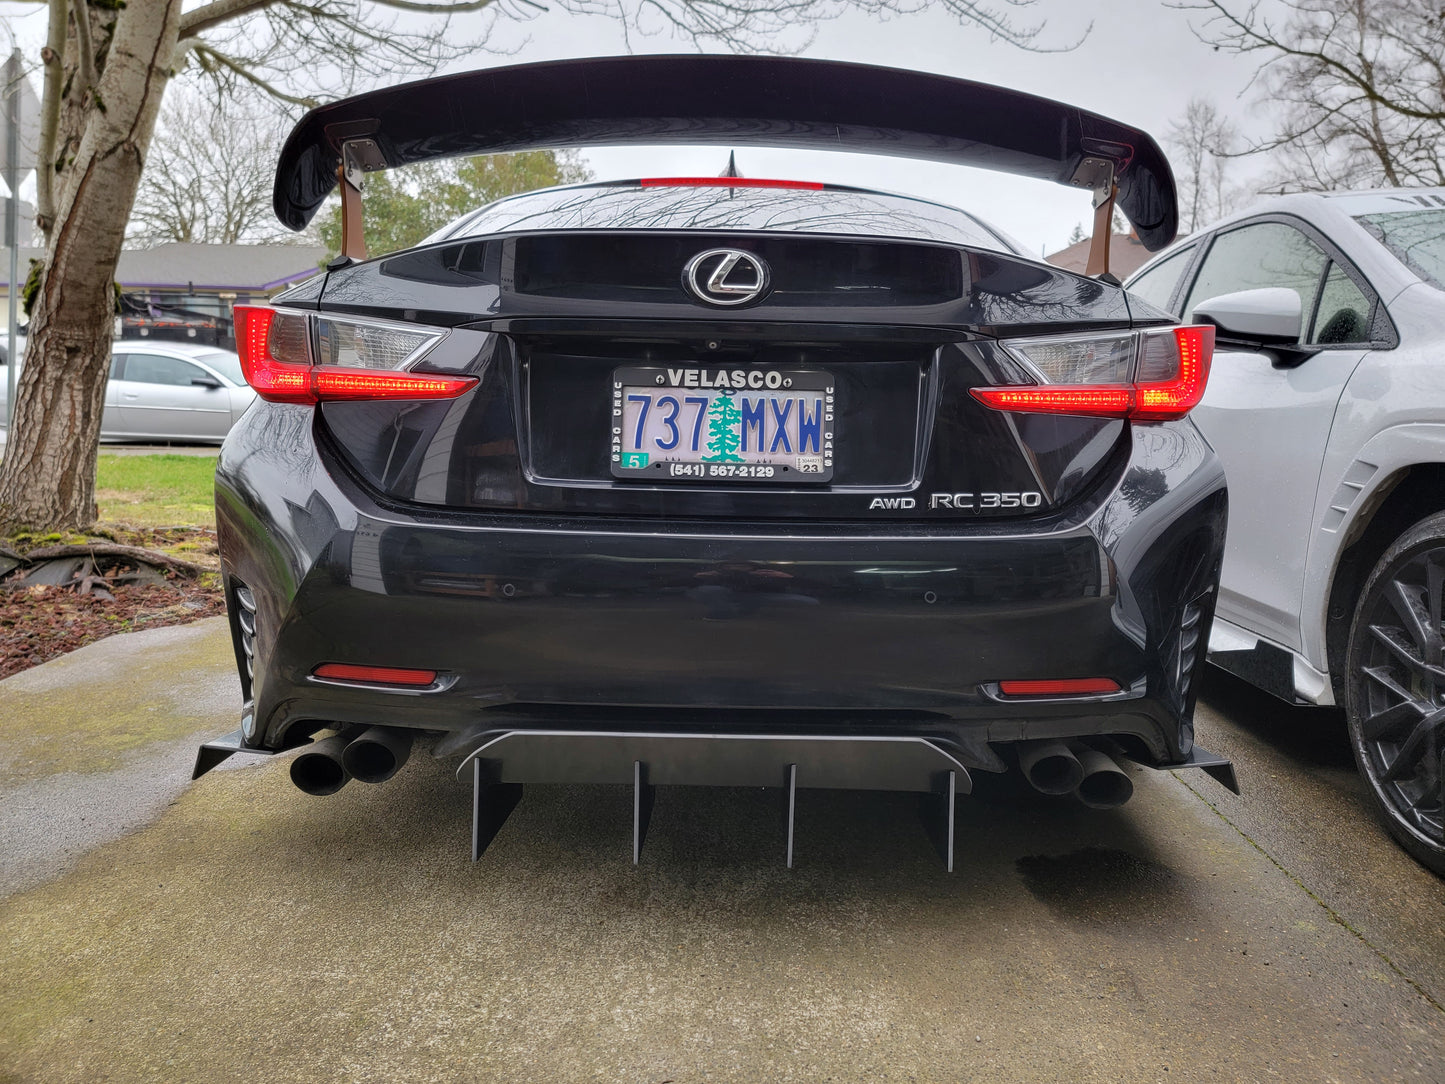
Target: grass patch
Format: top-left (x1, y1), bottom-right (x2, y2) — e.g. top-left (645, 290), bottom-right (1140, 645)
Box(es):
top-left (95, 454), bottom-right (217, 528)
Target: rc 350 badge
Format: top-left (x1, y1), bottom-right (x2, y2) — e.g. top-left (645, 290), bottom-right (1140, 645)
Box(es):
top-left (868, 492), bottom-right (1045, 512)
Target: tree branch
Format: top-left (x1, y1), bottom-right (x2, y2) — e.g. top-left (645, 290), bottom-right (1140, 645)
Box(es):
top-left (1176, 0), bottom-right (1445, 122)
top-left (1173, 0), bottom-right (1445, 188)
top-left (192, 44), bottom-right (320, 107)
top-left (34, 0), bottom-right (67, 237)
top-left (69, 0), bottom-right (96, 94)
top-left (180, 0), bottom-right (284, 40)
top-left (170, 35), bottom-right (202, 68)
top-left (364, 0), bottom-right (501, 14)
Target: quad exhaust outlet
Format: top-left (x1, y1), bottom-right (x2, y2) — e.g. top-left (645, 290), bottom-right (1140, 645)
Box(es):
top-left (290, 727), bottom-right (415, 794)
top-left (1017, 740), bottom-right (1135, 809)
top-left (1017, 740), bottom-right (1085, 795)
top-left (341, 726), bottom-right (414, 784)
top-left (1070, 744), bottom-right (1134, 810)
top-left (257, 727), bottom-right (1237, 867)
top-left (289, 734), bottom-right (352, 796)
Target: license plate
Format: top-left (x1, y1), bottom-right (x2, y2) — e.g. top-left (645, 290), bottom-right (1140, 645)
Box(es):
top-left (610, 366), bottom-right (834, 482)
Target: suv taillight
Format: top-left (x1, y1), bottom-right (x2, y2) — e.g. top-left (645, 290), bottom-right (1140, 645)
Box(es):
top-left (233, 305), bottom-right (477, 404)
top-left (972, 325), bottom-right (1214, 422)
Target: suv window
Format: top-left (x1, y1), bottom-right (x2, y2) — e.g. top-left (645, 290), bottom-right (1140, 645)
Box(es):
top-left (1355, 208), bottom-right (1445, 289)
top-left (1183, 221), bottom-right (1328, 331)
top-left (1309, 262), bottom-right (1372, 344)
top-left (1127, 246), bottom-right (1195, 315)
top-left (124, 353), bottom-right (204, 387)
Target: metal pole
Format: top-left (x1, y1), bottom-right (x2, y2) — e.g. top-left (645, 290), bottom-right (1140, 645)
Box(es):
top-left (4, 48), bottom-right (19, 438)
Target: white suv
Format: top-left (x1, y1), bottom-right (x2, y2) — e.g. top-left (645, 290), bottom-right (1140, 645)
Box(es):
top-left (1127, 189), bottom-right (1445, 876)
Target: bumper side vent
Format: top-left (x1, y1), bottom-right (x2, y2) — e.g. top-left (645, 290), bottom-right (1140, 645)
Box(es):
top-left (1177, 593), bottom-right (1208, 699)
top-left (233, 581), bottom-right (257, 688)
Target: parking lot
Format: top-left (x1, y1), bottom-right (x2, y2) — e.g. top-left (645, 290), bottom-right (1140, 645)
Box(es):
top-left (1, 618), bottom-right (1443, 1083)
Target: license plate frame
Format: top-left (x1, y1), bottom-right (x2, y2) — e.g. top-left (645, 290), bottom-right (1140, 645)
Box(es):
top-left (610, 366), bottom-right (835, 483)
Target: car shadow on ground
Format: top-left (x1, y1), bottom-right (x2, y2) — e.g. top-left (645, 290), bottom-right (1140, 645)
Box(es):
top-left (1196, 665), bottom-right (1354, 772)
top-left (10, 740), bottom-right (1437, 1084)
top-left (249, 747), bottom-right (1208, 930)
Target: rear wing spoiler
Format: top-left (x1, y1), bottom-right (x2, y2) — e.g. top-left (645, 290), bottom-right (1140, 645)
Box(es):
top-left (274, 55), bottom-right (1177, 271)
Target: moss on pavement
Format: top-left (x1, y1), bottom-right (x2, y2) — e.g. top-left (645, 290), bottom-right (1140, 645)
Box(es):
top-left (0, 618), bottom-right (236, 786)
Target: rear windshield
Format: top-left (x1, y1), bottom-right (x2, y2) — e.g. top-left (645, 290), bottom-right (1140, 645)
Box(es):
top-left (438, 183), bottom-right (1018, 252)
top-left (1354, 209), bottom-right (1445, 289)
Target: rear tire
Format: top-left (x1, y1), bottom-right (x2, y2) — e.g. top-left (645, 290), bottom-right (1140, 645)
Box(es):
top-left (1345, 511), bottom-right (1445, 878)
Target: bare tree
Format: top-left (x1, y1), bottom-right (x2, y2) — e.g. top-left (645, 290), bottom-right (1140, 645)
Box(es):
top-left (0, 0), bottom-right (1079, 533)
top-left (129, 88), bottom-right (291, 245)
top-left (1167, 96), bottom-right (1243, 232)
top-left (1177, 0), bottom-right (1445, 190)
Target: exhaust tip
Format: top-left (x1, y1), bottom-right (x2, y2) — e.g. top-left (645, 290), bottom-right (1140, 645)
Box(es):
top-left (1017, 741), bottom-right (1085, 796)
top-left (1072, 746), bottom-right (1134, 810)
top-left (341, 726), bottom-right (414, 784)
top-left (289, 734), bottom-right (351, 796)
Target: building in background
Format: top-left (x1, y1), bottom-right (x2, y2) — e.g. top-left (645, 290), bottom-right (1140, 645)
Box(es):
top-left (115, 243), bottom-right (327, 348)
top-left (0, 242), bottom-right (326, 351)
top-left (1044, 231), bottom-right (1154, 279)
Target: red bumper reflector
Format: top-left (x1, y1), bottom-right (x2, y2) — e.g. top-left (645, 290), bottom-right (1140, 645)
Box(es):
top-left (313, 663), bottom-right (438, 687)
top-left (639, 177), bottom-right (825, 190)
top-left (998, 678), bottom-right (1121, 697)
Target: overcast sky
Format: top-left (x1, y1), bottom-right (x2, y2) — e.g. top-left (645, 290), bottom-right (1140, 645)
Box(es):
top-left (436, 0), bottom-right (1277, 255)
top-left (1, 0), bottom-right (1281, 254)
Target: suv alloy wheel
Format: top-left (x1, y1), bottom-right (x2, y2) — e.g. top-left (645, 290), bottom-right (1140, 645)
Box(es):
top-left (1346, 510), bottom-right (1445, 876)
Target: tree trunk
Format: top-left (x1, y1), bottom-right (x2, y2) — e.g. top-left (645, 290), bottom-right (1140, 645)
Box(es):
top-left (0, 0), bottom-right (181, 533)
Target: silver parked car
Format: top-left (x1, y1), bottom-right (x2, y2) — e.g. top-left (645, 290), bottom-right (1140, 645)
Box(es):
top-left (0, 340), bottom-right (255, 443)
top-left (1126, 188), bottom-right (1445, 876)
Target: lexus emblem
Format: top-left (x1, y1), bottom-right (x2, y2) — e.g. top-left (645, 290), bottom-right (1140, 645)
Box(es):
top-left (683, 248), bottom-right (771, 307)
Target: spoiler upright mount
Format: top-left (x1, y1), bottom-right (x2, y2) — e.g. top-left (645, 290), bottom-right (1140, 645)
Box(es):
top-left (276, 56), bottom-right (1178, 264)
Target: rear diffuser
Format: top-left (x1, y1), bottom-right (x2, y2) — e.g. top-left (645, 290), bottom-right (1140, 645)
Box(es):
top-left (458, 731), bottom-right (972, 870)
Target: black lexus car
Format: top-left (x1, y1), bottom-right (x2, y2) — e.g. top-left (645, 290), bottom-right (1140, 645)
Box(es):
top-left (194, 56), bottom-right (1237, 868)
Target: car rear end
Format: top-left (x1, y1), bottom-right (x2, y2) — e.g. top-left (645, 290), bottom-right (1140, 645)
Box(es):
top-left (196, 56), bottom-right (1238, 864)
top-left (211, 180), bottom-right (1227, 838)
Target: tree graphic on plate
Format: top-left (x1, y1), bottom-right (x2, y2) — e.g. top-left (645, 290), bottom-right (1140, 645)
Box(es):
top-left (702, 392), bottom-right (744, 463)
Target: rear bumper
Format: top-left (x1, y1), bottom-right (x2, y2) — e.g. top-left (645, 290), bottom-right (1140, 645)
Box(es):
top-left (215, 410), bottom-right (1226, 771)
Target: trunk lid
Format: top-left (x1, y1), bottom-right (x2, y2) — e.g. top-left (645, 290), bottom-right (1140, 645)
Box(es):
top-left (309, 227), bottom-right (1141, 522)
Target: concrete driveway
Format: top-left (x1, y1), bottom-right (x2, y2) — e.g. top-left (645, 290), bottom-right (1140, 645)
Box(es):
top-left (1, 619), bottom-right (1442, 1083)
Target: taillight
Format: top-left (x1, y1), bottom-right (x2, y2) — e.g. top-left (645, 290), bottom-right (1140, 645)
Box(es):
top-left (233, 305), bottom-right (477, 404)
top-left (972, 326), bottom-right (1214, 422)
